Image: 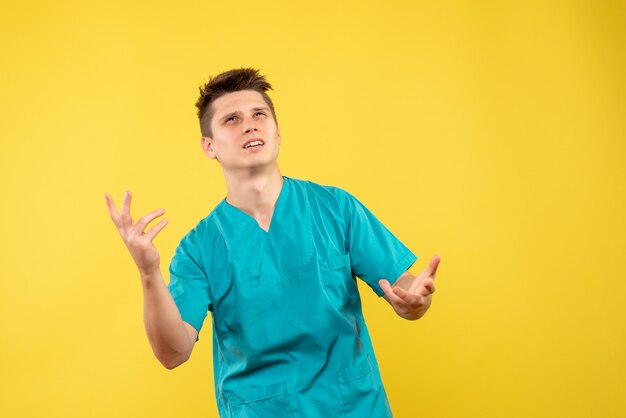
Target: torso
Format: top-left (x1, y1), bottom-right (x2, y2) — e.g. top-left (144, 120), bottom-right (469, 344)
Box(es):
top-left (194, 177), bottom-right (393, 417)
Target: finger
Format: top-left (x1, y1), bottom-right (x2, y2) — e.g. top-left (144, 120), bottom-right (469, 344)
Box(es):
top-left (411, 279), bottom-right (434, 298)
top-left (428, 255), bottom-right (441, 280)
top-left (379, 279), bottom-right (405, 306)
top-left (414, 254), bottom-right (441, 285)
top-left (104, 193), bottom-right (120, 226)
top-left (393, 286), bottom-right (422, 307)
top-left (422, 278), bottom-right (436, 295)
top-left (119, 191), bottom-right (133, 227)
top-left (408, 275), bottom-right (423, 294)
top-left (144, 217), bottom-right (169, 241)
top-left (132, 208), bottom-right (166, 235)
top-left (390, 287), bottom-right (415, 311)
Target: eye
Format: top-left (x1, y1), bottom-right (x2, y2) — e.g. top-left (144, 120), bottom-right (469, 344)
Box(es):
top-left (225, 115), bottom-right (237, 123)
top-left (254, 111), bottom-right (266, 117)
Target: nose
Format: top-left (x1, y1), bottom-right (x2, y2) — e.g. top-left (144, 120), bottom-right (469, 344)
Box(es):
top-left (242, 116), bottom-right (258, 134)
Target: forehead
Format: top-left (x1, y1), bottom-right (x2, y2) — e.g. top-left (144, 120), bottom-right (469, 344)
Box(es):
top-left (211, 90), bottom-right (268, 117)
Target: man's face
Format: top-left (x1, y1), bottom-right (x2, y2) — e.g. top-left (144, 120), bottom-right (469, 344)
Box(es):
top-left (201, 90), bottom-right (281, 172)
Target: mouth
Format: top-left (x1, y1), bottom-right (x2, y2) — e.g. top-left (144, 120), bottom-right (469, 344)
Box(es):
top-left (243, 139), bottom-right (265, 149)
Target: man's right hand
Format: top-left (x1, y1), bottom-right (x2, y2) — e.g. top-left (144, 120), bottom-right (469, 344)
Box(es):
top-left (105, 191), bottom-right (169, 277)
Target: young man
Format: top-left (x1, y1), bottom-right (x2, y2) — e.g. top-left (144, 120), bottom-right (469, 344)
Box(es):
top-left (105, 68), bottom-right (441, 417)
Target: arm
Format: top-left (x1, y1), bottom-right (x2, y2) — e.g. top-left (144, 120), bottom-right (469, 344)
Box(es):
top-left (379, 255), bottom-right (441, 321)
top-left (105, 191), bottom-right (196, 369)
top-left (141, 269), bottom-right (198, 369)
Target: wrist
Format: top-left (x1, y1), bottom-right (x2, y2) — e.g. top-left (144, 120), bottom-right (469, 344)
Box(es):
top-left (140, 268), bottom-right (162, 283)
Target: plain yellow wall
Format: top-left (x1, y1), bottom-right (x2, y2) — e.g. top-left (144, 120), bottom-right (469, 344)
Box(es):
top-left (1, 1), bottom-right (625, 417)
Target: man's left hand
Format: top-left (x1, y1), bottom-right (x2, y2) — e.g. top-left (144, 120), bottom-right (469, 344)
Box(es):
top-left (379, 255), bottom-right (441, 320)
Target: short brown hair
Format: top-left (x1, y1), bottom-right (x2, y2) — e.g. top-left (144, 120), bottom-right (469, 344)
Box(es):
top-left (196, 68), bottom-right (277, 138)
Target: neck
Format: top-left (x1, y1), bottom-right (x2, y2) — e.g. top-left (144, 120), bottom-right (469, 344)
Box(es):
top-left (223, 164), bottom-right (284, 222)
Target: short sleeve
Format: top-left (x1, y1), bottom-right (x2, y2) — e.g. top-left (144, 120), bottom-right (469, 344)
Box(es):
top-left (167, 229), bottom-right (211, 340)
top-left (337, 189), bottom-right (418, 297)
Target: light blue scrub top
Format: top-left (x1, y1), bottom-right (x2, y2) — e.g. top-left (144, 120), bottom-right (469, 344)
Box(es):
top-left (167, 177), bottom-right (417, 418)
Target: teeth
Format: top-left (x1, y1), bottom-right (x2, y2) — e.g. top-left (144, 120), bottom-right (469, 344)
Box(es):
top-left (244, 140), bottom-right (264, 149)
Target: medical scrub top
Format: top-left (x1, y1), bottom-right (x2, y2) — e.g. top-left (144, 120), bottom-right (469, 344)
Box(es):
top-left (167, 176), bottom-right (417, 418)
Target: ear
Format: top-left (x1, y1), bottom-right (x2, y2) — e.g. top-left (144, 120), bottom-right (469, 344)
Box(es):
top-left (201, 136), bottom-right (217, 159)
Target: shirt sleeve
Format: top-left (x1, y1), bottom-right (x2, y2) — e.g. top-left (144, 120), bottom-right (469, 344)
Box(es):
top-left (337, 188), bottom-right (418, 297)
top-left (167, 228), bottom-right (211, 340)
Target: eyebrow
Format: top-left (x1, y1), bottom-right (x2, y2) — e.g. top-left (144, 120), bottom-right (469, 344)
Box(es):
top-left (219, 107), bottom-right (270, 123)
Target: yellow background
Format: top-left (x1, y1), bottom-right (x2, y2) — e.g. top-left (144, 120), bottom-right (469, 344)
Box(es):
top-left (1, 1), bottom-right (625, 417)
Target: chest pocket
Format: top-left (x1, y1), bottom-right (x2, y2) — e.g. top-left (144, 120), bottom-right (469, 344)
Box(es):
top-left (320, 253), bottom-right (358, 310)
